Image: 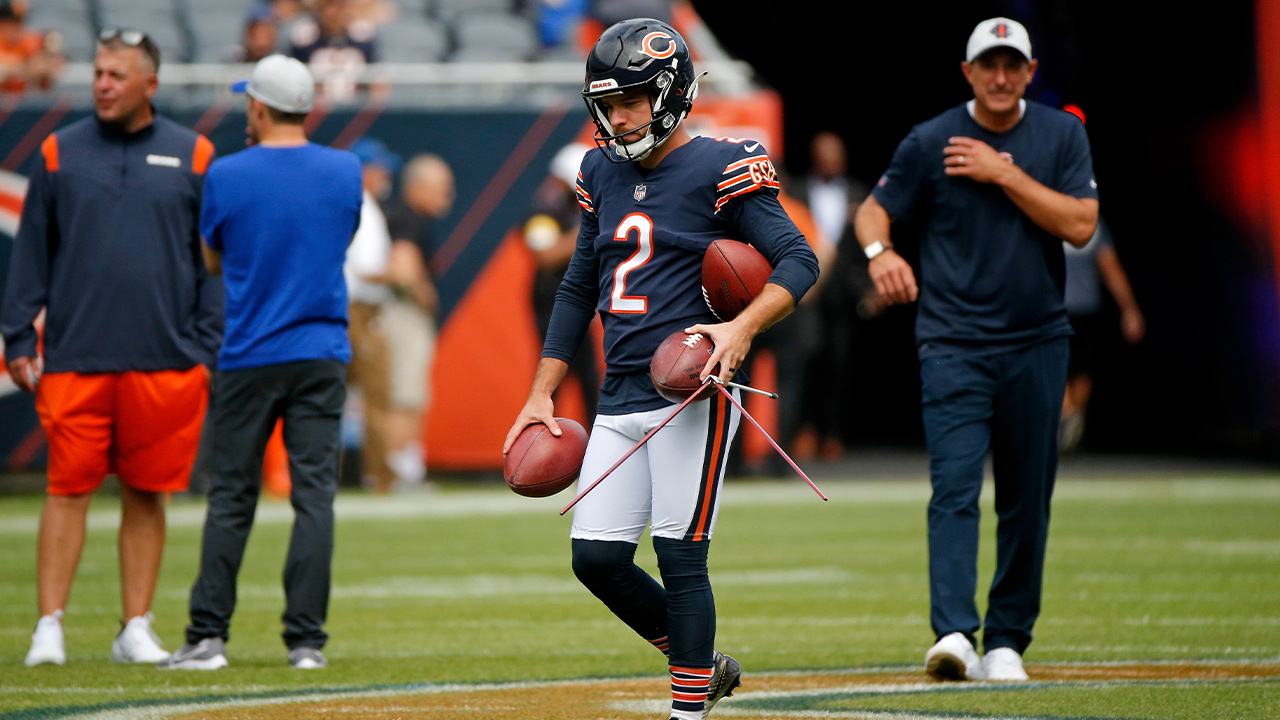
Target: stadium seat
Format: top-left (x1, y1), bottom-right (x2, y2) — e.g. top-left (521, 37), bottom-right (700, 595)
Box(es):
top-left (182, 0), bottom-right (249, 63)
top-left (97, 0), bottom-right (193, 63)
top-left (23, 0), bottom-right (97, 62)
top-left (449, 12), bottom-right (537, 63)
top-left (378, 18), bottom-right (449, 63)
top-left (429, 0), bottom-right (512, 24)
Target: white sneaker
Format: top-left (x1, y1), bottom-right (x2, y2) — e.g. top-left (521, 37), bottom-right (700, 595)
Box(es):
top-left (112, 613), bottom-right (171, 663)
top-left (925, 632), bottom-right (985, 681)
top-left (25, 611), bottom-right (66, 666)
top-left (982, 647), bottom-right (1029, 681)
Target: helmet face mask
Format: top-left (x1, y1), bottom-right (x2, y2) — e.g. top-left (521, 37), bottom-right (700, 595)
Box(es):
top-left (582, 19), bottom-right (702, 163)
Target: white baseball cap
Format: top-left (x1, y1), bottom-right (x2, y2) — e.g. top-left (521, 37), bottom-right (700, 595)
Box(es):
top-left (231, 54), bottom-right (315, 113)
top-left (965, 17), bottom-right (1033, 63)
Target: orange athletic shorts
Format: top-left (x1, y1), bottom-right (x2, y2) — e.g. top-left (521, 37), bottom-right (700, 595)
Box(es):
top-left (35, 366), bottom-right (210, 495)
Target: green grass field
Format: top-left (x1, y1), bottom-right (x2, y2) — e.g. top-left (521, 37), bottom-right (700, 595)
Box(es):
top-left (1, 465), bottom-right (1277, 719)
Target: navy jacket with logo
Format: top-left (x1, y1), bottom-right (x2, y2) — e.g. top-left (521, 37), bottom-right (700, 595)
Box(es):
top-left (1, 114), bottom-right (222, 373)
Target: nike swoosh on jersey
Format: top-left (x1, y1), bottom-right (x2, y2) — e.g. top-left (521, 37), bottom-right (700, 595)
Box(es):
top-left (744, 143), bottom-right (760, 152)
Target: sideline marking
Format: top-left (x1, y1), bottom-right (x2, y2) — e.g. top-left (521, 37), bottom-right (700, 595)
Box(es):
top-left (11, 662), bottom-right (1278, 720)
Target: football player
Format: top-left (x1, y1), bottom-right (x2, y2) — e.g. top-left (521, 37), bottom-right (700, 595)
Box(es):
top-left (503, 18), bottom-right (819, 720)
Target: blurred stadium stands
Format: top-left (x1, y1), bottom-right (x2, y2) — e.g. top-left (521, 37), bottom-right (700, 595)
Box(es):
top-left (8, 0), bottom-right (749, 108)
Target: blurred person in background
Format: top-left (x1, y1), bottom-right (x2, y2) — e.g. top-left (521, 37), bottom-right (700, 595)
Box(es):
top-left (0, 0), bottom-right (63, 94)
top-left (1059, 216), bottom-right (1144, 452)
top-left (344, 137), bottom-right (400, 493)
top-left (786, 131), bottom-right (873, 462)
top-left (379, 154), bottom-right (451, 490)
top-left (2, 28), bottom-right (219, 666)
top-left (223, 4), bottom-right (279, 64)
top-left (289, 0), bottom-right (379, 102)
top-left (855, 17), bottom-right (1097, 683)
top-left (523, 142), bottom-right (598, 424)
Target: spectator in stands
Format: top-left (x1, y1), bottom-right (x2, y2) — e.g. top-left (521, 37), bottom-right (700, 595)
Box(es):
top-left (523, 142), bottom-right (598, 423)
top-left (348, 0), bottom-right (398, 26)
top-left (536, 0), bottom-right (587, 58)
top-left (224, 5), bottom-right (279, 64)
top-left (3, 29), bottom-right (219, 666)
top-left (344, 137), bottom-right (399, 493)
top-left (379, 154), bottom-right (451, 490)
top-left (1059, 217), bottom-right (1144, 452)
top-left (0, 0), bottom-right (63, 94)
top-left (289, 0), bottom-right (379, 102)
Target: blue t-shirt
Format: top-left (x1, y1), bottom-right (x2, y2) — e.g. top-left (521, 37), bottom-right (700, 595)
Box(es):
top-left (545, 136), bottom-right (820, 414)
top-left (872, 100), bottom-right (1098, 356)
top-left (201, 143), bottom-right (362, 370)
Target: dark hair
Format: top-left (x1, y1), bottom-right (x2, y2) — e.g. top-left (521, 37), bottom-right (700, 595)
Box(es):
top-left (265, 105), bottom-right (308, 125)
top-left (98, 28), bottom-right (162, 72)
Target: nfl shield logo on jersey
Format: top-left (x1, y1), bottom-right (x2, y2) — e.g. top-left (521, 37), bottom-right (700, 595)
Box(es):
top-left (633, 184), bottom-right (647, 201)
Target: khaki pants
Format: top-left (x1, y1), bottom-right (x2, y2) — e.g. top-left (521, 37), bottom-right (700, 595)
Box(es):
top-left (347, 301), bottom-right (395, 492)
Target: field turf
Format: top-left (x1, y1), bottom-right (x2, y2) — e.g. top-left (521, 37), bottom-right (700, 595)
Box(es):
top-left (0, 462), bottom-right (1277, 719)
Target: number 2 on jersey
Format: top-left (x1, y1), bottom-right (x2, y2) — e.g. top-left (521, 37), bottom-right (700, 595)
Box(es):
top-left (610, 213), bottom-right (653, 313)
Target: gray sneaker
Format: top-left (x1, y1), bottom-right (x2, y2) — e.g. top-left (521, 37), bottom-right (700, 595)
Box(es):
top-left (156, 637), bottom-right (227, 670)
top-left (288, 646), bottom-right (327, 669)
top-left (703, 651), bottom-right (742, 718)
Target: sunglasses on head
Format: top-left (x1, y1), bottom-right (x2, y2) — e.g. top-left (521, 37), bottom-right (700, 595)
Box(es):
top-left (98, 28), bottom-right (148, 46)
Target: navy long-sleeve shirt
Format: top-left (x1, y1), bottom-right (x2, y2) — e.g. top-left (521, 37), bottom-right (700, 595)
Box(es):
top-left (1, 114), bottom-right (222, 372)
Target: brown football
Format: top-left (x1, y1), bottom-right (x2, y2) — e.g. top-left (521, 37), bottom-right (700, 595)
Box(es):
top-left (504, 418), bottom-right (589, 498)
top-left (702, 239), bottom-right (772, 321)
top-left (650, 331), bottom-right (719, 403)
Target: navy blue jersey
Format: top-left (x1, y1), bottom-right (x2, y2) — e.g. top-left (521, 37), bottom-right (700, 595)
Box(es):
top-left (872, 100), bottom-right (1098, 356)
top-left (544, 136), bottom-right (819, 414)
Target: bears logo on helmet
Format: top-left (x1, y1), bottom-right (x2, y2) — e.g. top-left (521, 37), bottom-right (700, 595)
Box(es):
top-left (641, 31), bottom-right (676, 59)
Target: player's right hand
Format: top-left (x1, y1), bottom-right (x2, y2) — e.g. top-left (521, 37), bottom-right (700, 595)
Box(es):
top-left (502, 394), bottom-right (560, 456)
top-left (6, 356), bottom-right (41, 393)
top-left (868, 250), bottom-right (919, 306)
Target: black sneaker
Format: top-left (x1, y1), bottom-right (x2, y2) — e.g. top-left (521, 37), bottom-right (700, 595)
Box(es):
top-left (703, 651), bottom-right (742, 718)
top-left (156, 637), bottom-right (228, 670)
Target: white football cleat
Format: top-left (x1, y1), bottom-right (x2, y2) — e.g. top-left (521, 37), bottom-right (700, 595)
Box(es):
top-left (982, 647), bottom-right (1030, 681)
top-left (112, 613), bottom-right (171, 663)
top-left (925, 632), bottom-right (985, 681)
top-left (25, 611), bottom-right (66, 666)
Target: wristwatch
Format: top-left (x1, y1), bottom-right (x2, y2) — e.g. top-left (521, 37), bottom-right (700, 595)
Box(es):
top-left (864, 240), bottom-right (892, 260)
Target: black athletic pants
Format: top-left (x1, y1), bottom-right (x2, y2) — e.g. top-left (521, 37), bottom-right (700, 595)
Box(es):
top-left (186, 359), bottom-right (346, 650)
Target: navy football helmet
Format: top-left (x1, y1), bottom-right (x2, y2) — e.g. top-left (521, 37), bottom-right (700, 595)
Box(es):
top-left (582, 18), bottom-right (704, 163)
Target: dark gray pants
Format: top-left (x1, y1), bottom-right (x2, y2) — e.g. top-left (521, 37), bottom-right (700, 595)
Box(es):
top-left (186, 359), bottom-right (346, 650)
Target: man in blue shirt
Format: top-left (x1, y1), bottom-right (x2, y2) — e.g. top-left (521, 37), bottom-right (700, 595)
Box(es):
top-left (159, 55), bottom-right (362, 671)
top-left (854, 18), bottom-right (1098, 683)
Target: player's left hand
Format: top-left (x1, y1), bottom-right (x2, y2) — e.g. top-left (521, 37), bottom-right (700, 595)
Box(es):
top-left (685, 319), bottom-right (753, 385)
top-left (943, 137), bottom-right (1014, 184)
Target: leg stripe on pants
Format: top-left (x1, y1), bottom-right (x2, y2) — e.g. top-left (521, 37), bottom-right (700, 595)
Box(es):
top-left (686, 392), bottom-right (732, 542)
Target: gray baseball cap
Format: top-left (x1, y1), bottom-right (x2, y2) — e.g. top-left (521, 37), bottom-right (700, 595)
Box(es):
top-left (231, 54), bottom-right (314, 113)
